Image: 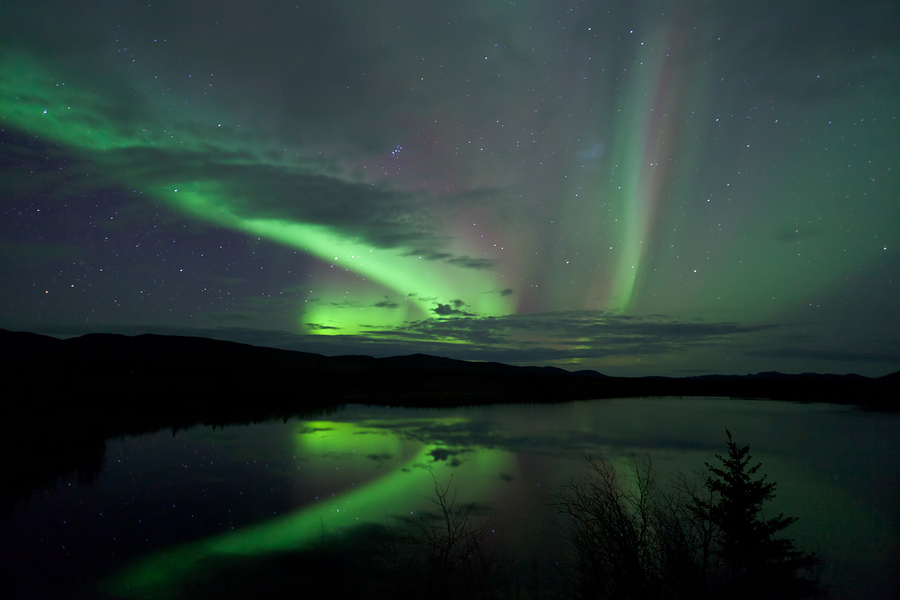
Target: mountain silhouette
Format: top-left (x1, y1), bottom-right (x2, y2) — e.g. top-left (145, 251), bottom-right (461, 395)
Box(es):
top-left (2, 329), bottom-right (896, 410)
top-left (1, 329), bottom-right (896, 517)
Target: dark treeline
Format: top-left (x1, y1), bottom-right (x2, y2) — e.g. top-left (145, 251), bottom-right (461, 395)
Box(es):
top-left (351, 433), bottom-right (824, 600)
top-left (123, 434), bottom-right (824, 600)
top-left (550, 433), bottom-right (823, 600)
top-left (3, 330), bottom-right (898, 412)
top-left (0, 398), bottom-right (339, 519)
top-left (2, 329), bottom-right (897, 518)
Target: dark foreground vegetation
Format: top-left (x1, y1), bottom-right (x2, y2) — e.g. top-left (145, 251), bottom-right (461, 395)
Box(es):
top-left (97, 433), bottom-right (822, 600)
top-left (552, 432), bottom-right (823, 600)
top-left (380, 435), bottom-right (821, 600)
top-left (375, 433), bottom-right (824, 600)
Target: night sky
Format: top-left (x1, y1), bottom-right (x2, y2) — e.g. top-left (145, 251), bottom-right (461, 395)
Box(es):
top-left (1, 0), bottom-right (898, 376)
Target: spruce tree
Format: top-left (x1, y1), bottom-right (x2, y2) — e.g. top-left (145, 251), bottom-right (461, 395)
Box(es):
top-left (701, 430), bottom-right (823, 599)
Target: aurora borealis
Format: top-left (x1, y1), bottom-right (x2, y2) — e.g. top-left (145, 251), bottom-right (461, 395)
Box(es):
top-left (2, 0), bottom-right (898, 376)
top-left (101, 417), bottom-right (515, 598)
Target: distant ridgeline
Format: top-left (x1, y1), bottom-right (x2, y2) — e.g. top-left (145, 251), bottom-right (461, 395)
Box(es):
top-left (1, 329), bottom-right (896, 517)
top-left (2, 329), bottom-right (897, 414)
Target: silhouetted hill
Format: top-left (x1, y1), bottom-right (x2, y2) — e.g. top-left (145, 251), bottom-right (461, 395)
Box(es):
top-left (1, 329), bottom-right (896, 516)
top-left (572, 369), bottom-right (607, 378)
top-left (2, 329), bottom-right (896, 411)
top-left (877, 369), bottom-right (900, 382)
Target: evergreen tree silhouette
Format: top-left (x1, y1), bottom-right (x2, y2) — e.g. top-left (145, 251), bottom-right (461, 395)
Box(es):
top-left (701, 430), bottom-right (824, 599)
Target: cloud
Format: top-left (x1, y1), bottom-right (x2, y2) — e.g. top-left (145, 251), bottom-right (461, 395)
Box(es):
top-left (0, 79), bottom-right (461, 262)
top-left (402, 249), bottom-right (453, 261)
top-left (373, 300), bottom-right (400, 309)
top-left (30, 312), bottom-right (895, 377)
top-left (433, 302), bottom-right (476, 317)
top-left (352, 311), bottom-right (780, 362)
top-left (332, 408), bottom-right (728, 459)
top-left (403, 250), bottom-right (499, 270)
top-left (17, 310), bottom-right (779, 368)
top-left (102, 144), bottom-right (508, 271)
top-left (575, 141), bottom-right (607, 170)
top-left (446, 256), bottom-right (498, 270)
top-left (500, 288), bottom-right (514, 297)
top-left (746, 347), bottom-right (900, 364)
top-left (305, 323), bottom-right (340, 331)
top-left (428, 447), bottom-right (471, 467)
top-left (365, 453), bottom-right (394, 461)
top-left (157, 153), bottom-right (449, 252)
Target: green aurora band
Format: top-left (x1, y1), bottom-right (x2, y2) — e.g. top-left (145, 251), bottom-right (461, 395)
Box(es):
top-left (0, 54), bottom-right (513, 333)
top-left (4, 31), bottom-right (895, 367)
top-left (606, 36), bottom-right (665, 311)
top-left (603, 25), bottom-right (696, 312)
top-left (100, 418), bottom-right (515, 599)
top-left (0, 46), bottom-right (702, 324)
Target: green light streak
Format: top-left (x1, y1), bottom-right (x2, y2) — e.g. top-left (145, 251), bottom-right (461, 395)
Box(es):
top-left (0, 54), bottom-right (210, 153)
top-left (295, 419), bottom-right (408, 457)
top-left (100, 419), bottom-right (513, 599)
top-left (607, 37), bottom-right (667, 312)
top-left (0, 54), bottom-right (514, 330)
top-left (153, 182), bottom-right (510, 326)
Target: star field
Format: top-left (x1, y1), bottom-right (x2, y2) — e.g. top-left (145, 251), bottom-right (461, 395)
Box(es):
top-left (1, 0), bottom-right (898, 376)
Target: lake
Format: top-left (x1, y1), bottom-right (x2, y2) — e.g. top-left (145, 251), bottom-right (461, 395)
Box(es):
top-left (3, 398), bottom-right (898, 599)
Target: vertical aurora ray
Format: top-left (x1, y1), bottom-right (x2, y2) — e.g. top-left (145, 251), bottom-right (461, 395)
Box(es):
top-left (99, 419), bottom-right (515, 599)
top-left (3, 0), bottom-right (898, 379)
top-left (600, 25), bottom-right (694, 313)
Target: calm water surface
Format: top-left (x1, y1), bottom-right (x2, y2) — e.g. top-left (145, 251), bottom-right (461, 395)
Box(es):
top-left (4, 398), bottom-right (898, 599)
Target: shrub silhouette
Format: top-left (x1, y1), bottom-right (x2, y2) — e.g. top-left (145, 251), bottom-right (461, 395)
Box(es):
top-left (552, 431), bottom-right (824, 600)
top-left (294, 434), bottom-right (822, 600)
top-left (379, 473), bottom-right (498, 600)
top-left (552, 454), bottom-right (715, 600)
top-left (698, 429), bottom-right (824, 599)
top-left (551, 454), bottom-right (661, 600)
